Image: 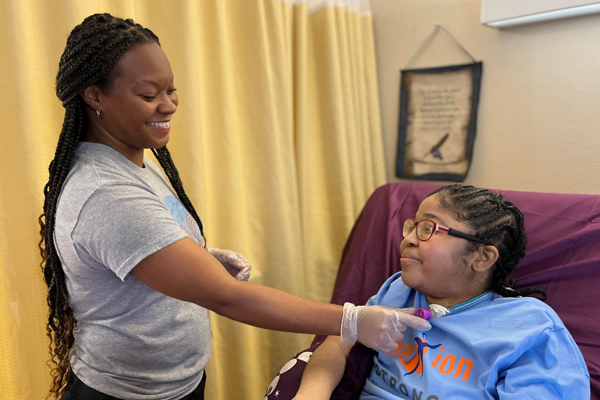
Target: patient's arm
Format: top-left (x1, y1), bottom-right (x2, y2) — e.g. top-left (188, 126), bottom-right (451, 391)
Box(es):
top-left (292, 336), bottom-right (354, 400)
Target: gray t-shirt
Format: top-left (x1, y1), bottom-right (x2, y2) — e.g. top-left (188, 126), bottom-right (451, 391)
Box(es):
top-left (54, 142), bottom-right (210, 400)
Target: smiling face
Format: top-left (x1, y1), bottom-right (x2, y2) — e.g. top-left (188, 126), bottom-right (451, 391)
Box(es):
top-left (400, 194), bottom-right (491, 308)
top-left (82, 42), bottom-right (177, 165)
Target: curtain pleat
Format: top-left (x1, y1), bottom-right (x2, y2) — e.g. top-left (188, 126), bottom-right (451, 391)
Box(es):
top-left (0, 1), bottom-right (385, 399)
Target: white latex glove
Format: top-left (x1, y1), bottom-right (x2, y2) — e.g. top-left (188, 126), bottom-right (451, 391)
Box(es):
top-left (208, 246), bottom-right (251, 281)
top-left (340, 303), bottom-right (432, 353)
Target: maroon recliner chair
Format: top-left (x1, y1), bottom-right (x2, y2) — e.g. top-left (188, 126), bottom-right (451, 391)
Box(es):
top-left (265, 182), bottom-right (600, 399)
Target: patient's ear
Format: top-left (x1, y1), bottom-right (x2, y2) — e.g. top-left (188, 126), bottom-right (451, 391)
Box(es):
top-left (471, 245), bottom-right (499, 273)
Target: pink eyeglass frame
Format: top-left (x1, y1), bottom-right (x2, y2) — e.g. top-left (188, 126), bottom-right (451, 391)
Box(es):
top-left (403, 218), bottom-right (492, 245)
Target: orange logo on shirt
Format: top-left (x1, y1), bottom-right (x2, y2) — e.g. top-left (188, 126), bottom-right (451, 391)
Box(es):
top-left (385, 334), bottom-right (473, 381)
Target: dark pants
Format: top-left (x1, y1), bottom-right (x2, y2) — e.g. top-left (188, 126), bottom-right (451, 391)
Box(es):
top-left (62, 372), bottom-right (206, 400)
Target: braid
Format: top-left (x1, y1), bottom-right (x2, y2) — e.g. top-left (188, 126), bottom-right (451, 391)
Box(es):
top-left (429, 184), bottom-right (547, 301)
top-left (151, 147), bottom-right (207, 246)
top-left (40, 13), bottom-right (161, 399)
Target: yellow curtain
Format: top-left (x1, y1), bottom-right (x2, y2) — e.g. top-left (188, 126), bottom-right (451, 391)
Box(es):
top-left (0, 0), bottom-right (385, 399)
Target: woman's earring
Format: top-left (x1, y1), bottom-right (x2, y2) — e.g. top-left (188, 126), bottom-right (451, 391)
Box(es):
top-left (96, 110), bottom-right (101, 118)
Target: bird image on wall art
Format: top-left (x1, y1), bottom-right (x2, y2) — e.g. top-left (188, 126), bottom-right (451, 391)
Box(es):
top-left (423, 132), bottom-right (450, 160)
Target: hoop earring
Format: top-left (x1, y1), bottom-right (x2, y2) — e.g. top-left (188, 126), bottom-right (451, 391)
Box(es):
top-left (96, 110), bottom-right (101, 118)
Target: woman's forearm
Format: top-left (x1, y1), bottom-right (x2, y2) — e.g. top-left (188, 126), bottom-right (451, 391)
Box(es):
top-left (131, 238), bottom-right (344, 335)
top-left (212, 280), bottom-right (343, 335)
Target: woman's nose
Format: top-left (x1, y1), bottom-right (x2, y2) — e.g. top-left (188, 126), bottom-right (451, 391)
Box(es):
top-left (158, 95), bottom-right (177, 114)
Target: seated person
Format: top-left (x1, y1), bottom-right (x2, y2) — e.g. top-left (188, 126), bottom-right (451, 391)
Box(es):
top-left (293, 184), bottom-right (590, 400)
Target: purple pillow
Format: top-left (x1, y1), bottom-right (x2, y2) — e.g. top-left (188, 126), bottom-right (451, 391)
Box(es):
top-left (264, 345), bottom-right (316, 400)
top-left (264, 338), bottom-right (376, 400)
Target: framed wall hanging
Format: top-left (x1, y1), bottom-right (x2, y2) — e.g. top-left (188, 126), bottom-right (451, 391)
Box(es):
top-left (396, 26), bottom-right (482, 182)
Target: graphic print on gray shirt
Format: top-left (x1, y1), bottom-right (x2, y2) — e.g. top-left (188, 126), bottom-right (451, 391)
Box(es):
top-left (54, 143), bottom-right (210, 400)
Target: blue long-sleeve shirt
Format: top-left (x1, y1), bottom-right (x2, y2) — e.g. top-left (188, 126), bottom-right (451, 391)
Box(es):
top-left (360, 272), bottom-right (590, 400)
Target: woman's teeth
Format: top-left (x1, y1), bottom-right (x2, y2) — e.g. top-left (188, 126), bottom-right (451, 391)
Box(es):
top-left (146, 122), bottom-right (170, 128)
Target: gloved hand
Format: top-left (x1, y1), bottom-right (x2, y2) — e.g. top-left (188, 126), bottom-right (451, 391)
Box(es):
top-left (340, 303), bottom-right (432, 353)
top-left (208, 246), bottom-right (251, 281)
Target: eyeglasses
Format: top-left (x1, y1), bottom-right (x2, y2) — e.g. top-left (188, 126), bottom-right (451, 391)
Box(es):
top-left (402, 219), bottom-right (492, 245)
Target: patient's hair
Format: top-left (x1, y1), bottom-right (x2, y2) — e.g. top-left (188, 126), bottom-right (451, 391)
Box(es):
top-left (39, 13), bottom-right (205, 399)
top-left (429, 184), bottom-right (547, 301)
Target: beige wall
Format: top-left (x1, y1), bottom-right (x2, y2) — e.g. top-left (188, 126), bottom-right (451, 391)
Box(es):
top-left (371, 0), bottom-right (600, 194)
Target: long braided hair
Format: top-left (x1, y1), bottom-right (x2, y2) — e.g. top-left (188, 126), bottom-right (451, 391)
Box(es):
top-left (39, 13), bottom-right (205, 399)
top-left (429, 184), bottom-right (547, 300)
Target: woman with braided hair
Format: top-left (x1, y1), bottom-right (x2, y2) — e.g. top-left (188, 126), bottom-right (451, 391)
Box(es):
top-left (40, 13), bottom-right (431, 400)
top-left (294, 184), bottom-right (590, 400)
